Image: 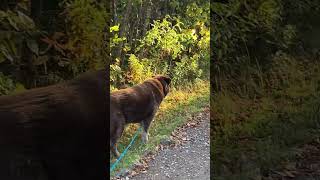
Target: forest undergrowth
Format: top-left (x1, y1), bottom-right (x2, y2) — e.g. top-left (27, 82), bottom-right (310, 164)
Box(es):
top-left (212, 54), bottom-right (320, 179)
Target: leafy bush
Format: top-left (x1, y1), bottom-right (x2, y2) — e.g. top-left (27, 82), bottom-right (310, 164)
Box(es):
top-left (108, 1), bottom-right (210, 89)
top-left (110, 58), bottom-right (123, 91)
top-left (0, 73), bottom-right (15, 95)
top-left (0, 9), bottom-right (48, 88)
top-left (128, 54), bottom-right (153, 84)
top-left (172, 55), bottom-right (202, 87)
top-left (211, 0), bottom-right (320, 93)
top-left (134, 16), bottom-right (208, 86)
top-left (63, 0), bottom-right (108, 73)
top-left (0, 73), bottom-right (25, 95)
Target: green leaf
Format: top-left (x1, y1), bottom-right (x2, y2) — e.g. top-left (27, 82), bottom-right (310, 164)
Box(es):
top-left (17, 11), bottom-right (35, 29)
top-left (0, 52), bottom-right (6, 63)
top-left (110, 25), bottom-right (119, 32)
top-left (33, 55), bottom-right (48, 65)
top-left (0, 45), bottom-right (13, 62)
top-left (7, 16), bottom-right (19, 31)
top-left (26, 39), bottom-right (39, 55)
top-left (0, 10), bottom-right (7, 18)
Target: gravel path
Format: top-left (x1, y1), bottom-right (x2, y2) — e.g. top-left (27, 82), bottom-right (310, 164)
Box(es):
top-left (129, 110), bottom-right (210, 180)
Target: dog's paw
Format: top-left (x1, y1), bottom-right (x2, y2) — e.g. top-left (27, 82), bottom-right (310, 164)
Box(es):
top-left (115, 151), bottom-right (120, 158)
top-left (142, 136), bottom-right (148, 144)
top-left (111, 146), bottom-right (120, 158)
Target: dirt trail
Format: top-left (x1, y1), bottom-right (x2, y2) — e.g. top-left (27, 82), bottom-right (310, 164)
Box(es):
top-left (127, 109), bottom-right (210, 180)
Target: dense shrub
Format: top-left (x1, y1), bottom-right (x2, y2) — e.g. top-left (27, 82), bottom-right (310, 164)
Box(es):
top-left (111, 7), bottom-right (210, 89)
top-left (62, 0), bottom-right (108, 73)
top-left (0, 73), bottom-right (15, 95)
top-left (0, 73), bottom-right (25, 95)
top-left (0, 1), bottom-right (110, 90)
top-left (212, 0), bottom-right (320, 93)
top-left (172, 54), bottom-right (202, 87)
top-left (128, 54), bottom-right (153, 85)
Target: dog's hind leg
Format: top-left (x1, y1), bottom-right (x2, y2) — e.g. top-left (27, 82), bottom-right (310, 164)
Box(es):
top-left (110, 140), bottom-right (120, 158)
top-left (111, 123), bottom-right (124, 158)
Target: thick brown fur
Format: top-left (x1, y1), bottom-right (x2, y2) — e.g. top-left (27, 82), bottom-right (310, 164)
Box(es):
top-left (110, 75), bottom-right (171, 157)
top-left (0, 70), bottom-right (107, 180)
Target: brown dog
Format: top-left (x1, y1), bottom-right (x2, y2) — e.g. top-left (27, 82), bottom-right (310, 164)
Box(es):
top-left (0, 70), bottom-right (107, 180)
top-left (110, 75), bottom-right (171, 157)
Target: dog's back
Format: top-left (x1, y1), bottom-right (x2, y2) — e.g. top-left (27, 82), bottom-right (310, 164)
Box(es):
top-left (0, 70), bottom-right (107, 180)
top-left (111, 79), bottom-right (165, 123)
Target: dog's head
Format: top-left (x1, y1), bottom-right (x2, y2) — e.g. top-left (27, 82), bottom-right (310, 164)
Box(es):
top-left (152, 75), bottom-right (171, 96)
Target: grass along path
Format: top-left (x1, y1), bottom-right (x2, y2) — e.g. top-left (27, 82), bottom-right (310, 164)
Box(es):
top-left (110, 81), bottom-right (210, 177)
top-left (213, 93), bottom-right (320, 179)
top-left (212, 58), bottom-right (320, 179)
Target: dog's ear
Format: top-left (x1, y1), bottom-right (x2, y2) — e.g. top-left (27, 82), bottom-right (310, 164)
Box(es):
top-left (152, 75), bottom-right (171, 85)
top-left (162, 76), bottom-right (171, 85)
top-left (162, 76), bottom-right (171, 96)
top-left (152, 75), bottom-right (171, 96)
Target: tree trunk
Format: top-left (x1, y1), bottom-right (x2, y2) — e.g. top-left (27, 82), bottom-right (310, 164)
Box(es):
top-left (112, 0), bottom-right (118, 24)
top-left (116, 0), bottom-right (133, 66)
top-left (137, 0), bottom-right (152, 58)
top-left (141, 0), bottom-right (152, 38)
top-left (103, 0), bottom-right (111, 66)
top-left (30, 0), bottom-right (42, 26)
top-left (130, 1), bottom-right (143, 49)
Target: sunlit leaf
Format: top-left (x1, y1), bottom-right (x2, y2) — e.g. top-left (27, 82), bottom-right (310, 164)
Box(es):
top-left (110, 25), bottom-right (120, 32)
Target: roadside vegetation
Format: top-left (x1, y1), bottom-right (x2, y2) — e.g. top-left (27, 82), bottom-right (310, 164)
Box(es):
top-left (109, 0), bottom-right (210, 176)
top-left (0, 1), bottom-right (109, 91)
top-left (0, 1), bottom-right (210, 177)
top-left (212, 0), bottom-right (320, 179)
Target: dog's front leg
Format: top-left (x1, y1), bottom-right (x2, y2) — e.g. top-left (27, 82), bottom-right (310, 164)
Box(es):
top-left (141, 130), bottom-right (148, 144)
top-left (141, 117), bottom-right (153, 144)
